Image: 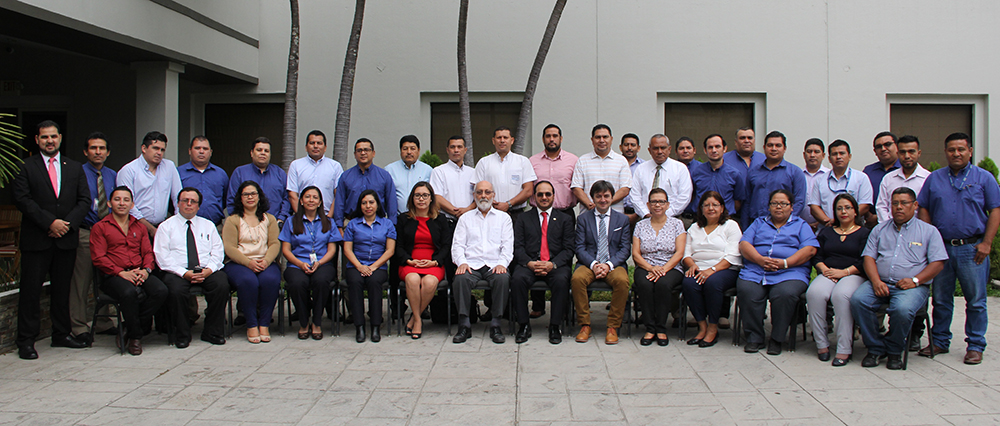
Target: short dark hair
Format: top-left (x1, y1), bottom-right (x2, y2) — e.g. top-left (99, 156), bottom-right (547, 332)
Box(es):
top-left (897, 135), bottom-right (920, 147)
top-left (621, 133), bottom-right (640, 144)
top-left (252, 136), bottom-right (271, 151)
top-left (86, 132), bottom-right (109, 150)
top-left (232, 180), bottom-right (269, 222)
top-left (675, 137), bottom-right (694, 150)
top-left (764, 131), bottom-right (786, 147)
top-left (647, 187), bottom-right (668, 203)
top-left (493, 126), bottom-right (512, 137)
top-left (355, 138), bottom-right (374, 151)
top-left (589, 180), bottom-right (615, 198)
top-left (737, 127), bottom-right (754, 134)
top-left (190, 135), bottom-right (209, 149)
top-left (891, 186), bottom-right (917, 201)
top-left (306, 130), bottom-right (327, 145)
top-left (534, 180), bottom-right (554, 193)
top-left (695, 191), bottom-right (730, 227)
top-left (37, 120), bottom-right (60, 133)
top-left (945, 132), bottom-right (972, 148)
top-left (178, 187), bottom-right (202, 205)
top-left (803, 138), bottom-right (825, 152)
top-left (110, 185), bottom-right (133, 200)
top-left (769, 188), bottom-right (793, 204)
top-left (831, 193), bottom-right (860, 225)
top-left (142, 131), bottom-right (168, 148)
top-left (447, 135), bottom-right (466, 147)
top-left (592, 124), bottom-right (612, 138)
top-left (828, 139), bottom-right (851, 154)
top-left (399, 134), bottom-right (420, 149)
top-left (703, 134), bottom-right (726, 149)
top-left (873, 131), bottom-right (897, 145)
top-left (543, 124), bottom-right (562, 137)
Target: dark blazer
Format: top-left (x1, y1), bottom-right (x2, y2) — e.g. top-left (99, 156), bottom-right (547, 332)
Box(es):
top-left (513, 208), bottom-right (575, 270)
top-left (394, 213), bottom-right (452, 266)
top-left (12, 154), bottom-right (91, 251)
top-left (575, 208), bottom-right (631, 270)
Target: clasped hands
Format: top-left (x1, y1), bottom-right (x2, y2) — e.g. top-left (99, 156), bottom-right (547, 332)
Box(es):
top-left (684, 266), bottom-right (715, 285)
top-left (47, 219), bottom-right (70, 238)
top-left (456, 263), bottom-right (507, 275)
top-left (761, 257), bottom-right (788, 272)
top-left (118, 268), bottom-right (149, 286)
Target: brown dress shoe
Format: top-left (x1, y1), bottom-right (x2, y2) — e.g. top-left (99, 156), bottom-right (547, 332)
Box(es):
top-left (127, 339), bottom-right (142, 356)
top-left (964, 350), bottom-right (983, 365)
top-left (576, 325), bottom-right (592, 343)
top-left (605, 327), bottom-right (619, 345)
top-left (917, 344), bottom-right (949, 357)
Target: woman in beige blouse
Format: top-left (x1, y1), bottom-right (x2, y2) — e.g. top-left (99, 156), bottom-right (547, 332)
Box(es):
top-left (223, 181), bottom-right (281, 344)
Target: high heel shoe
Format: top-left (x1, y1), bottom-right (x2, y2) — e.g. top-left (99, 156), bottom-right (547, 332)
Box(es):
top-left (406, 314), bottom-right (414, 335)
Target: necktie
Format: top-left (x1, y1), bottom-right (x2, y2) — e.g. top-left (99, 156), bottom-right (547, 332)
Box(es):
top-left (540, 212), bottom-right (550, 261)
top-left (652, 164), bottom-right (663, 189)
top-left (96, 172), bottom-right (108, 218)
top-left (47, 157), bottom-right (59, 198)
top-left (597, 213), bottom-right (609, 264)
top-left (186, 220), bottom-right (199, 270)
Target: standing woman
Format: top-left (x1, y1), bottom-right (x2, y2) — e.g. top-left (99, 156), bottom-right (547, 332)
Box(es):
top-left (344, 189), bottom-right (396, 343)
top-left (632, 188), bottom-right (687, 346)
top-left (396, 182), bottom-right (451, 339)
top-left (280, 186), bottom-right (342, 340)
top-left (223, 181), bottom-right (281, 344)
top-left (681, 191), bottom-right (743, 348)
top-left (806, 194), bottom-right (869, 366)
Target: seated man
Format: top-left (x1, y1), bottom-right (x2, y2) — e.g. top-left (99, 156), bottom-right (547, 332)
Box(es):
top-left (511, 181), bottom-right (575, 344)
top-left (90, 186), bottom-right (168, 355)
top-left (153, 187), bottom-right (230, 348)
top-left (572, 180), bottom-right (632, 345)
top-left (451, 180), bottom-right (513, 344)
top-left (851, 187), bottom-right (947, 370)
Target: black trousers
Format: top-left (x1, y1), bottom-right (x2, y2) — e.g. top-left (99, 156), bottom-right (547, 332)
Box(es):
top-left (17, 248), bottom-right (75, 347)
top-left (633, 267), bottom-right (684, 334)
top-left (100, 274), bottom-right (168, 339)
top-left (737, 278), bottom-right (807, 344)
top-left (511, 265), bottom-right (570, 326)
top-left (284, 263), bottom-right (335, 328)
top-left (162, 271), bottom-right (230, 341)
top-left (345, 268), bottom-right (386, 326)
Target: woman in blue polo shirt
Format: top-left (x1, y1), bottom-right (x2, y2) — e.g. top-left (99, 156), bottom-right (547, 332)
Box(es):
top-left (737, 189), bottom-right (819, 356)
top-left (344, 189), bottom-right (396, 343)
top-left (280, 186), bottom-right (342, 341)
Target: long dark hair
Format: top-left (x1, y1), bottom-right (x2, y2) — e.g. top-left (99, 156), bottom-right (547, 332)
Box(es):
top-left (232, 180), bottom-right (269, 222)
top-left (695, 191), bottom-right (730, 228)
top-left (351, 189), bottom-right (386, 219)
top-left (292, 185), bottom-right (331, 235)
top-left (406, 181), bottom-right (439, 219)
top-left (831, 193), bottom-right (860, 226)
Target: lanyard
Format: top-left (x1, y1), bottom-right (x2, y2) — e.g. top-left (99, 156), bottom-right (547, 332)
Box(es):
top-left (827, 168), bottom-right (852, 194)
top-left (949, 164), bottom-right (971, 191)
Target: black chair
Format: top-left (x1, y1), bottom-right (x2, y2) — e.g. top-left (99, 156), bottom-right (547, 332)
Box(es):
top-left (394, 279), bottom-right (451, 336)
top-left (89, 266), bottom-right (127, 355)
top-left (331, 278), bottom-right (396, 337)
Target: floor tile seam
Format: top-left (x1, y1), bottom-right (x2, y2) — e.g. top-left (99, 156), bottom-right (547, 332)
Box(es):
top-left (940, 384), bottom-right (1000, 413)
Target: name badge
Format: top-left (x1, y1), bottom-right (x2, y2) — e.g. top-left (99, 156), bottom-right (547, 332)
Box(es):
top-left (309, 252), bottom-right (318, 264)
top-left (910, 242), bottom-right (922, 247)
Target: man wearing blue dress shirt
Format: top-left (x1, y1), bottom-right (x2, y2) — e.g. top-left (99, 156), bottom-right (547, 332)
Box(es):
top-left (178, 136), bottom-right (229, 226)
top-left (690, 134), bottom-right (744, 217)
top-left (227, 137), bottom-right (289, 225)
top-left (862, 131), bottom-right (900, 227)
top-left (116, 131), bottom-right (183, 238)
top-left (385, 135), bottom-right (432, 215)
top-left (723, 127), bottom-right (765, 223)
top-left (676, 137), bottom-right (702, 226)
top-left (743, 131), bottom-right (807, 228)
top-left (334, 138), bottom-right (397, 231)
top-left (916, 133), bottom-right (1000, 365)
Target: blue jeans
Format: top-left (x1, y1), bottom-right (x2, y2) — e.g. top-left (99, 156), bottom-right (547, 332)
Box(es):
top-left (931, 242), bottom-right (989, 352)
top-left (851, 282), bottom-right (929, 356)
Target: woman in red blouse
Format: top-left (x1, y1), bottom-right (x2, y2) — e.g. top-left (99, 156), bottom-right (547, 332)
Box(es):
top-left (395, 182), bottom-right (452, 339)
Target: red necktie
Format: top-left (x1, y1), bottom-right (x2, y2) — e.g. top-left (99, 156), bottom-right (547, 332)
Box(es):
top-left (540, 212), bottom-right (550, 261)
top-left (47, 157), bottom-right (59, 198)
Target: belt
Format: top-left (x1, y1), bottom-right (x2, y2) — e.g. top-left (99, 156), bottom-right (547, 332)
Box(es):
top-left (948, 234), bottom-right (983, 246)
top-left (623, 207), bottom-right (635, 215)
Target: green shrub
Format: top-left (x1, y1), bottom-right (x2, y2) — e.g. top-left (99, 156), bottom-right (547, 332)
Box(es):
top-left (927, 161), bottom-right (942, 172)
top-left (978, 157), bottom-right (1000, 184)
top-left (419, 150), bottom-right (443, 168)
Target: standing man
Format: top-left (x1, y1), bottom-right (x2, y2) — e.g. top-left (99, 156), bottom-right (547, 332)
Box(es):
top-left (12, 121), bottom-right (91, 359)
top-left (627, 134), bottom-right (693, 224)
top-left (473, 126), bottom-right (536, 224)
top-left (876, 135), bottom-right (929, 223)
top-left (917, 133), bottom-right (1000, 365)
top-left (178, 136), bottom-right (229, 226)
top-left (808, 140), bottom-right (873, 226)
top-left (333, 138), bottom-right (396, 229)
top-left (723, 127), bottom-right (765, 185)
top-left (690, 134), bottom-right (745, 218)
top-left (744, 131), bottom-right (807, 227)
top-left (863, 131), bottom-right (900, 227)
top-left (572, 124), bottom-right (632, 212)
top-left (800, 138), bottom-right (830, 227)
top-left (675, 137), bottom-right (701, 169)
top-left (116, 131), bottom-right (183, 238)
top-left (385, 135), bottom-right (433, 215)
top-left (227, 137), bottom-right (290, 225)
top-left (287, 130), bottom-right (343, 215)
top-left (620, 133), bottom-right (644, 175)
top-left (431, 136), bottom-right (476, 220)
top-left (69, 132), bottom-right (118, 343)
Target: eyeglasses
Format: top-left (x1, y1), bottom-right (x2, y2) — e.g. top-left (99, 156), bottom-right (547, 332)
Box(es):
top-left (890, 200), bottom-right (914, 207)
top-left (702, 203), bottom-right (722, 209)
top-left (648, 200), bottom-right (668, 205)
top-left (355, 147), bottom-right (373, 153)
top-left (178, 199), bottom-right (199, 205)
top-left (769, 202), bottom-right (792, 208)
top-left (241, 192), bottom-right (259, 198)
top-left (474, 190), bottom-right (494, 195)
top-left (873, 142), bottom-right (895, 150)
top-left (413, 193), bottom-right (431, 199)
top-left (535, 192), bottom-right (553, 197)
top-left (835, 206), bottom-right (854, 212)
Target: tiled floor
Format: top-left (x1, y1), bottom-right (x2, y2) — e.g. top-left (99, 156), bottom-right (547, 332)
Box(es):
top-left (2, 298), bottom-right (1000, 425)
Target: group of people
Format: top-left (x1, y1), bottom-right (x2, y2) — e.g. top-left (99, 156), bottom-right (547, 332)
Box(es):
top-left (13, 120), bottom-right (999, 371)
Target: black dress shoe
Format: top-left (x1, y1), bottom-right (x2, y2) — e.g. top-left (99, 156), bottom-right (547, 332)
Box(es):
top-left (490, 326), bottom-right (505, 344)
top-left (175, 339), bottom-right (191, 349)
top-left (818, 351), bottom-right (831, 362)
top-left (370, 325), bottom-right (381, 343)
top-left (657, 336), bottom-right (670, 347)
top-left (686, 337), bottom-right (703, 346)
top-left (51, 335), bottom-right (87, 349)
top-left (515, 324), bottom-right (531, 344)
top-left (886, 354), bottom-right (904, 370)
top-left (832, 356), bottom-right (852, 367)
top-left (908, 337), bottom-right (922, 352)
top-left (640, 334), bottom-right (655, 346)
top-left (480, 310), bottom-right (492, 322)
top-left (74, 333), bottom-right (93, 347)
top-left (355, 325), bottom-right (366, 343)
top-left (548, 326), bottom-right (562, 344)
top-left (744, 342), bottom-right (763, 353)
top-left (698, 337), bottom-right (718, 348)
top-left (453, 326), bottom-right (472, 344)
top-left (18, 345), bottom-right (38, 360)
top-left (766, 339), bottom-right (782, 356)
top-left (861, 353), bottom-right (887, 368)
top-left (201, 334), bottom-right (226, 345)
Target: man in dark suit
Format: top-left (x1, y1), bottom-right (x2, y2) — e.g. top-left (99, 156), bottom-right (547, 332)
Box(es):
top-left (571, 180), bottom-right (632, 345)
top-left (511, 181), bottom-right (575, 344)
top-left (12, 120), bottom-right (92, 359)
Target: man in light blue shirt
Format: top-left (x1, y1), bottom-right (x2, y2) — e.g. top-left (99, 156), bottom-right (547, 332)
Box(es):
top-left (808, 139), bottom-right (872, 227)
top-left (384, 135), bottom-right (432, 214)
top-left (619, 133), bottom-right (643, 214)
top-left (287, 130), bottom-right (343, 215)
top-left (116, 131), bottom-right (183, 237)
top-left (800, 138), bottom-right (830, 227)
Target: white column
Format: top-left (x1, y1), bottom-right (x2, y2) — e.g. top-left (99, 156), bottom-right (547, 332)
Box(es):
top-left (132, 61), bottom-right (185, 162)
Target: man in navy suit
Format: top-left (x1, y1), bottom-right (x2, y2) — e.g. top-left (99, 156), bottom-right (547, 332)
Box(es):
top-left (571, 180), bottom-right (632, 345)
top-left (12, 121), bottom-right (92, 359)
top-left (511, 181), bottom-right (575, 344)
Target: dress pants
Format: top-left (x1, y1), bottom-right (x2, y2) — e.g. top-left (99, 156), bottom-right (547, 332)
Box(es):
top-left (806, 275), bottom-right (865, 355)
top-left (453, 266), bottom-right (509, 320)
top-left (931, 243), bottom-right (989, 352)
top-left (852, 282), bottom-right (929, 356)
top-left (100, 274), bottom-right (168, 339)
top-left (224, 262), bottom-right (281, 329)
top-left (68, 228), bottom-right (113, 335)
top-left (17, 248), bottom-right (75, 348)
top-left (511, 265), bottom-right (570, 325)
top-left (571, 266), bottom-right (630, 328)
top-left (162, 271), bottom-right (230, 341)
top-left (284, 263), bottom-right (335, 328)
top-left (634, 267), bottom-right (684, 334)
top-left (736, 278), bottom-right (807, 344)
top-left (345, 267), bottom-right (387, 326)
top-left (682, 269), bottom-right (738, 324)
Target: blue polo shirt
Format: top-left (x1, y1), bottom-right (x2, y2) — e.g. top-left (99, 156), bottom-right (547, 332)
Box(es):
top-left (278, 215), bottom-right (343, 269)
top-left (178, 162), bottom-right (229, 225)
top-left (739, 215), bottom-right (819, 285)
top-left (228, 163), bottom-right (290, 222)
top-left (81, 162), bottom-right (118, 227)
top-left (863, 160), bottom-right (901, 207)
top-left (688, 161), bottom-right (745, 216)
top-left (343, 216), bottom-right (397, 269)
top-left (916, 162), bottom-right (1000, 240)
top-left (863, 215), bottom-right (948, 284)
top-left (723, 150), bottom-right (765, 189)
top-left (744, 159), bottom-right (807, 227)
top-left (333, 164), bottom-right (398, 228)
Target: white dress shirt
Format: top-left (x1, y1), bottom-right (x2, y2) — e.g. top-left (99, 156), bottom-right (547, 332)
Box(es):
top-left (875, 165), bottom-right (930, 223)
top-left (154, 214), bottom-right (225, 277)
top-left (430, 160), bottom-right (475, 215)
top-left (807, 167), bottom-right (873, 219)
top-left (800, 166), bottom-right (830, 223)
top-left (117, 156), bottom-right (183, 225)
top-left (473, 152), bottom-right (536, 209)
top-left (628, 158), bottom-right (692, 218)
top-left (684, 220), bottom-right (743, 270)
top-left (286, 155), bottom-right (344, 212)
top-left (452, 207), bottom-right (513, 269)
top-left (571, 150), bottom-right (632, 212)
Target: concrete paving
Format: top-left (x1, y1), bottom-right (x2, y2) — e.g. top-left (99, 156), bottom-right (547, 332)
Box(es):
top-left (1, 297), bottom-right (1000, 425)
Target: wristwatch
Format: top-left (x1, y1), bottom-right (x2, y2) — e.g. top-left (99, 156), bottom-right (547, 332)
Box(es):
top-left (710, 266), bottom-right (717, 272)
top-left (144, 267), bottom-right (153, 274)
top-left (912, 277), bottom-right (920, 286)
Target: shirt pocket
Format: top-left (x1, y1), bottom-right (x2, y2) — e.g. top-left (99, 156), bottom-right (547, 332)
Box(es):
top-left (511, 174), bottom-right (521, 186)
top-left (961, 185), bottom-right (985, 208)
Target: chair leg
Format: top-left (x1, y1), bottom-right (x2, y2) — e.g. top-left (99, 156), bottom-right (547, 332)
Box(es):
top-left (278, 288), bottom-right (285, 336)
top-left (116, 304), bottom-right (126, 355)
top-left (678, 295), bottom-right (688, 341)
top-left (446, 287), bottom-right (452, 336)
top-left (732, 296), bottom-right (741, 346)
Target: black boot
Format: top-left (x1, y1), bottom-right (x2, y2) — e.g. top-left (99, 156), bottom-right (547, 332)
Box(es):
top-left (355, 325), bottom-right (366, 343)
top-left (371, 324), bottom-right (381, 343)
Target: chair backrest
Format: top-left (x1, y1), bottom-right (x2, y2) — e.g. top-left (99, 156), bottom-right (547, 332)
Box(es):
top-left (0, 205), bottom-right (21, 247)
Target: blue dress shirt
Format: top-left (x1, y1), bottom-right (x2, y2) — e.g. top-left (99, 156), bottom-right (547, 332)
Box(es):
top-left (744, 159), bottom-right (807, 227)
top-left (228, 163), bottom-right (290, 222)
top-left (682, 160), bottom-right (703, 214)
top-left (689, 161), bottom-right (745, 216)
top-left (343, 216), bottom-right (397, 269)
top-left (333, 164), bottom-right (397, 228)
top-left (723, 150), bottom-right (766, 189)
top-left (863, 160), bottom-right (901, 207)
top-left (916, 162), bottom-right (1000, 240)
top-left (81, 162), bottom-right (118, 227)
top-left (278, 215), bottom-right (343, 269)
top-left (863, 215), bottom-right (948, 284)
top-left (178, 162), bottom-right (229, 225)
top-left (739, 215), bottom-right (819, 285)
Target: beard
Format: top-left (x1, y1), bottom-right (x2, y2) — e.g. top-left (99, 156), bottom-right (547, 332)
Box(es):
top-left (476, 198), bottom-right (492, 212)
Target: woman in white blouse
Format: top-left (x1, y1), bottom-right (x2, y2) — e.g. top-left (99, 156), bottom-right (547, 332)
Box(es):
top-left (632, 188), bottom-right (687, 347)
top-left (681, 191), bottom-right (743, 347)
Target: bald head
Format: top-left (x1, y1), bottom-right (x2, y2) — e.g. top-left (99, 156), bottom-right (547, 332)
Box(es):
top-left (474, 180), bottom-right (495, 212)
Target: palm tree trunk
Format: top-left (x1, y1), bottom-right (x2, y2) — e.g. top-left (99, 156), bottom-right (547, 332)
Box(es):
top-left (512, 0), bottom-right (567, 155)
top-left (281, 0), bottom-right (300, 170)
top-left (334, 0), bottom-right (366, 165)
top-left (458, 0), bottom-right (474, 166)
